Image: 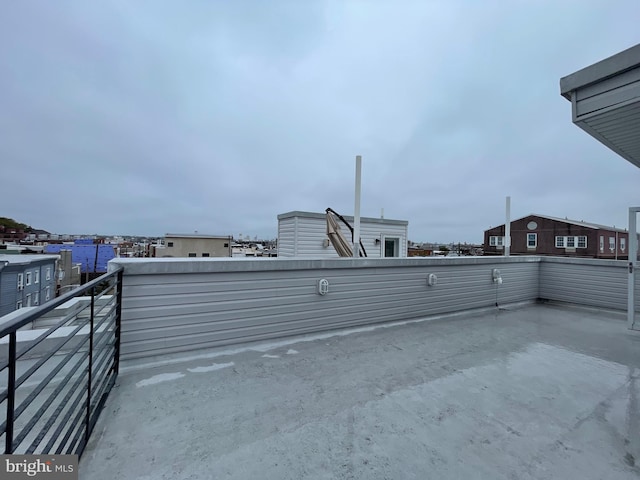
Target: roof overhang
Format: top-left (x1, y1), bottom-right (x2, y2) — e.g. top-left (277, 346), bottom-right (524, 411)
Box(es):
top-left (560, 43), bottom-right (640, 168)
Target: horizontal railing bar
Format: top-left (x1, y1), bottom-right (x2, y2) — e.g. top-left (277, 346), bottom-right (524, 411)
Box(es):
top-left (58, 396), bottom-right (88, 455)
top-left (0, 268), bottom-right (123, 339)
top-left (10, 320), bottom-right (91, 398)
top-left (23, 360), bottom-right (90, 454)
top-left (0, 289), bottom-right (118, 374)
top-left (90, 294), bottom-right (118, 324)
top-left (89, 350), bottom-right (115, 401)
top-left (0, 311), bottom-right (90, 374)
top-left (0, 316), bottom-right (114, 405)
top-left (44, 376), bottom-right (88, 454)
top-left (0, 339), bottom-right (88, 436)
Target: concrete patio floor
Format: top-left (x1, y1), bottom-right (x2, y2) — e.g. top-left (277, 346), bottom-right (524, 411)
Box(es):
top-left (80, 304), bottom-right (640, 479)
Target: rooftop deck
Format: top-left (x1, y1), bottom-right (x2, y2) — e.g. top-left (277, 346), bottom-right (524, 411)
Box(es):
top-left (80, 303), bottom-right (640, 479)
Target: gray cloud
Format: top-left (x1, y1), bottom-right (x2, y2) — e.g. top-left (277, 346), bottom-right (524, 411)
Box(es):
top-left (1, 0), bottom-right (639, 243)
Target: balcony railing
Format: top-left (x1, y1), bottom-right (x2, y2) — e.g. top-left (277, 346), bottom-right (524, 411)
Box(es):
top-left (0, 267), bottom-right (123, 456)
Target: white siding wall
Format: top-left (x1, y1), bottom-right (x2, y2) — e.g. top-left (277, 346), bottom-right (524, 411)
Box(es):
top-left (278, 214), bottom-right (408, 258)
top-left (109, 257), bottom-right (538, 360)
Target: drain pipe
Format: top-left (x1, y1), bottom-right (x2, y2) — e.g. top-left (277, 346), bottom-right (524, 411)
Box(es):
top-left (505, 196), bottom-right (511, 257)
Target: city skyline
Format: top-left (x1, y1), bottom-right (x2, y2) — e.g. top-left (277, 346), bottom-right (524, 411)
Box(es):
top-left (2, 2), bottom-right (640, 243)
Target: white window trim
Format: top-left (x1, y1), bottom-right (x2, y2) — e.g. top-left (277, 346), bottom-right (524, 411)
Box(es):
top-left (566, 236), bottom-right (576, 248)
top-left (577, 236), bottom-right (587, 248)
top-left (26, 271), bottom-right (32, 286)
top-left (34, 292), bottom-right (40, 305)
top-left (621, 237), bottom-right (626, 252)
top-left (489, 236), bottom-right (497, 246)
top-left (45, 286), bottom-right (51, 301)
top-left (26, 293), bottom-right (32, 307)
top-left (382, 236), bottom-right (401, 258)
top-left (45, 267), bottom-right (51, 281)
top-left (527, 233), bottom-right (537, 248)
top-left (599, 236), bottom-right (604, 252)
top-left (17, 273), bottom-right (24, 290)
top-left (34, 270), bottom-right (39, 284)
top-left (609, 237), bottom-right (615, 252)
top-left (555, 236), bottom-right (565, 248)
top-left (16, 300), bottom-right (23, 309)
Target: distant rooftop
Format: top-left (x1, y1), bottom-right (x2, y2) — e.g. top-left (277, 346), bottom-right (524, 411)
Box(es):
top-left (0, 254), bottom-right (59, 266)
top-left (165, 233), bottom-right (233, 239)
top-left (518, 213), bottom-right (628, 232)
top-left (278, 210), bottom-right (408, 226)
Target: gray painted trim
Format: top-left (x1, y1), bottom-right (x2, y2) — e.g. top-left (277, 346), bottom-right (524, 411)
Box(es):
top-left (560, 43), bottom-right (640, 99)
top-left (277, 210), bottom-right (408, 226)
top-left (109, 256), bottom-right (540, 275)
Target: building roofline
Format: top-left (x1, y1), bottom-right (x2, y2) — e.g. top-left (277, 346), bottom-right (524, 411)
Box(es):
top-left (0, 254), bottom-right (60, 265)
top-left (277, 210), bottom-right (408, 226)
top-left (165, 234), bottom-right (233, 239)
top-left (560, 43), bottom-right (640, 99)
top-left (487, 214), bottom-right (628, 233)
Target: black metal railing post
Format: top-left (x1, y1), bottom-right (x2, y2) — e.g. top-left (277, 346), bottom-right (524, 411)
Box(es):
top-left (114, 269), bottom-right (123, 376)
top-left (0, 266), bottom-right (123, 456)
top-left (5, 332), bottom-right (17, 454)
top-left (85, 286), bottom-right (95, 444)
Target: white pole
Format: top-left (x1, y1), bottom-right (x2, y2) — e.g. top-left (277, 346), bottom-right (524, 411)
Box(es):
top-left (353, 155), bottom-right (362, 257)
top-left (628, 207), bottom-right (639, 330)
top-left (504, 196), bottom-right (511, 257)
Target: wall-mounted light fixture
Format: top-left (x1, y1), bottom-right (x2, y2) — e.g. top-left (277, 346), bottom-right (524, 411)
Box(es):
top-left (374, 238), bottom-right (380, 245)
top-left (427, 273), bottom-right (437, 286)
top-left (318, 279), bottom-right (329, 295)
top-left (492, 268), bottom-right (503, 284)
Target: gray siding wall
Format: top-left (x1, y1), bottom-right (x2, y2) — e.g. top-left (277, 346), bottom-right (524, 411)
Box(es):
top-left (110, 257), bottom-right (539, 360)
top-left (0, 271), bottom-right (19, 316)
top-left (574, 66), bottom-right (640, 118)
top-left (0, 260), bottom-right (57, 317)
top-left (276, 217), bottom-right (296, 257)
top-left (277, 215), bottom-right (408, 258)
top-left (539, 257), bottom-right (628, 310)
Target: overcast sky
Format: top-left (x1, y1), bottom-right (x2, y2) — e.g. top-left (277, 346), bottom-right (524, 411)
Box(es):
top-left (2, 1), bottom-right (639, 243)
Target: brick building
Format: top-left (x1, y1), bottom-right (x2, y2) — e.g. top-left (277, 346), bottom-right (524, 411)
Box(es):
top-left (484, 214), bottom-right (631, 259)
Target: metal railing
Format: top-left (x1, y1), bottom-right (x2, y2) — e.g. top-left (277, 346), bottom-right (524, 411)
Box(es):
top-left (0, 267), bottom-right (123, 456)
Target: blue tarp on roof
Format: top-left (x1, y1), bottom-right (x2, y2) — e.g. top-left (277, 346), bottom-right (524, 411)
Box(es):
top-left (45, 243), bottom-right (116, 273)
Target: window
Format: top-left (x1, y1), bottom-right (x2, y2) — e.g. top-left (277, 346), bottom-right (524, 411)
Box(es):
top-left (555, 236), bottom-right (565, 248)
top-left (609, 237), bottom-right (615, 252)
top-left (45, 267), bottom-right (51, 280)
top-left (188, 253), bottom-right (197, 257)
top-left (383, 237), bottom-right (400, 257)
top-left (45, 287), bottom-right (51, 301)
top-left (34, 292), bottom-right (40, 305)
top-left (26, 271), bottom-right (32, 286)
top-left (577, 236), bottom-right (587, 248)
top-left (621, 237), bottom-right (626, 252)
top-left (17, 273), bottom-right (24, 290)
top-left (489, 236), bottom-right (504, 247)
top-left (202, 253), bottom-right (210, 257)
top-left (34, 270), bottom-right (39, 284)
top-left (527, 233), bottom-right (537, 248)
top-left (16, 300), bottom-right (23, 309)
top-left (600, 236), bottom-right (604, 252)
top-left (224, 243), bottom-right (229, 248)
top-left (167, 242), bottom-right (174, 247)
top-left (566, 236), bottom-right (575, 248)
top-left (26, 293), bottom-right (32, 307)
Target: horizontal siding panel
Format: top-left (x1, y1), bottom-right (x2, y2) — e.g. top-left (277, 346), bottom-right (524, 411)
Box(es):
top-left (118, 259), bottom-right (538, 359)
top-left (539, 261), bottom-right (627, 310)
